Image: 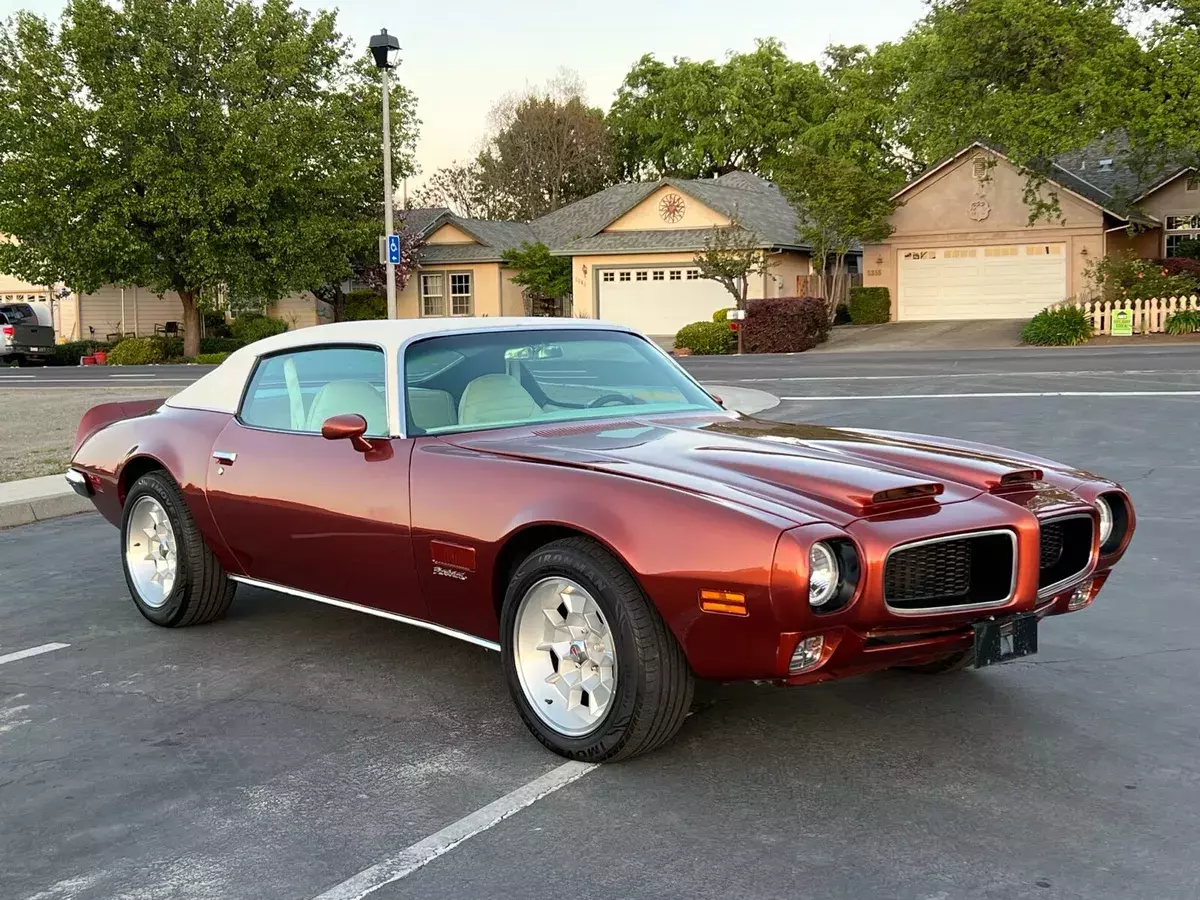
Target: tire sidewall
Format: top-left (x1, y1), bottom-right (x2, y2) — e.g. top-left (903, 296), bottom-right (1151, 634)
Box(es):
top-left (500, 544), bottom-right (643, 761)
top-left (121, 474), bottom-right (193, 627)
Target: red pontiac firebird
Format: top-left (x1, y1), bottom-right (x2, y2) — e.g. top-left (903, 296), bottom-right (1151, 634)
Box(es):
top-left (68, 319), bottom-right (1135, 761)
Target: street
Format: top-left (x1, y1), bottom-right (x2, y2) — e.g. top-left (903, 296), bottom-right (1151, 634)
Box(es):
top-left (3, 344), bottom-right (1200, 899)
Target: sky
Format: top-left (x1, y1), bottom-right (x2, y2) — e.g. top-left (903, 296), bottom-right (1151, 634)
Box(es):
top-left (1, 0), bottom-right (932, 187)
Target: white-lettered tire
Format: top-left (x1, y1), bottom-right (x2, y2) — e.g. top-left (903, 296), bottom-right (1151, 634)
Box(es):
top-left (121, 471), bottom-right (235, 627)
top-left (501, 537), bottom-right (694, 762)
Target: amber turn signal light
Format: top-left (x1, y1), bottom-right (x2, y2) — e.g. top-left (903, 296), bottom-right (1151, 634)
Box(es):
top-left (699, 590), bottom-right (747, 616)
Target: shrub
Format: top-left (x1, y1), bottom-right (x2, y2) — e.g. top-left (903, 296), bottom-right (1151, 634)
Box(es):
top-left (1087, 252), bottom-right (1200, 302)
top-left (711, 307), bottom-right (736, 324)
top-left (199, 336), bottom-right (245, 354)
top-left (1150, 257), bottom-right (1200, 283)
top-left (1164, 309), bottom-right (1200, 335)
top-left (345, 290), bottom-right (386, 321)
top-left (674, 320), bottom-right (736, 355)
top-left (231, 312), bottom-right (289, 343)
top-left (191, 352), bottom-right (231, 364)
top-left (742, 297), bottom-right (830, 354)
top-left (203, 310), bottom-right (233, 338)
top-left (53, 340), bottom-right (111, 365)
top-left (1021, 306), bottom-right (1094, 346)
top-left (833, 302), bottom-right (851, 326)
top-left (108, 337), bottom-right (166, 365)
top-left (847, 286), bottom-right (891, 324)
top-left (152, 336), bottom-right (184, 359)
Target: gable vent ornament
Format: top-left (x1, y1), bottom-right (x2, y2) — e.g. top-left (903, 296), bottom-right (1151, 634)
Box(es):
top-left (659, 193), bottom-right (686, 223)
top-left (969, 155), bottom-right (992, 221)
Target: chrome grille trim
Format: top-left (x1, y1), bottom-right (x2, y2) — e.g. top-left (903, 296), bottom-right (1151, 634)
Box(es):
top-left (1037, 512), bottom-right (1097, 598)
top-left (883, 529), bottom-right (1018, 616)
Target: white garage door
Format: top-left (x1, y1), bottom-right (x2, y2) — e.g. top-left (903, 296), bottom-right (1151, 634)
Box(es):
top-left (597, 266), bottom-right (733, 336)
top-left (898, 244), bottom-right (1067, 321)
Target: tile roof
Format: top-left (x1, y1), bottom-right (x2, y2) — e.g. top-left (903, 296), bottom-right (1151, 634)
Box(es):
top-left (400, 169), bottom-right (821, 263)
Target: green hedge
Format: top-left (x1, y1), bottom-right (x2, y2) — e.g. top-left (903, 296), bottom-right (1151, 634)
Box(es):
top-left (53, 340), bottom-right (111, 365)
top-left (231, 313), bottom-right (289, 343)
top-left (200, 337), bottom-right (245, 354)
top-left (1021, 306), bottom-right (1093, 346)
top-left (346, 290), bottom-right (387, 321)
top-left (847, 286), bottom-right (891, 324)
top-left (191, 352), bottom-right (231, 365)
top-left (674, 320), bottom-right (736, 355)
top-left (711, 307), bottom-right (735, 324)
top-left (742, 297), bottom-right (830, 353)
top-left (108, 337), bottom-right (166, 365)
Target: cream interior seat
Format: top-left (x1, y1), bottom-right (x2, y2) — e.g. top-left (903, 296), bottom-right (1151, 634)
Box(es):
top-left (305, 380), bottom-right (388, 435)
top-left (458, 374), bottom-right (542, 427)
top-left (408, 388), bottom-right (458, 430)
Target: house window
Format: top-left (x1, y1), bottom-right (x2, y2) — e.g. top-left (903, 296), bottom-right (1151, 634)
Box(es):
top-left (449, 273), bottom-right (473, 316)
top-left (652, 271), bottom-right (664, 281)
top-left (602, 271), bottom-right (615, 283)
top-left (1026, 245), bottom-right (1062, 256)
top-left (944, 249), bottom-right (977, 259)
top-left (1165, 215), bottom-right (1200, 257)
top-left (984, 247), bottom-right (1018, 257)
top-left (421, 273), bottom-right (445, 317)
top-left (669, 270), bottom-right (682, 280)
top-left (619, 271), bottom-right (632, 282)
top-left (686, 269), bottom-right (701, 279)
top-left (636, 271), bottom-right (648, 281)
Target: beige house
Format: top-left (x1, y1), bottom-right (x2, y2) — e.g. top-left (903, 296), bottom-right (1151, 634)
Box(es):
top-left (402, 171), bottom-right (826, 337)
top-left (864, 141), bottom-right (1200, 321)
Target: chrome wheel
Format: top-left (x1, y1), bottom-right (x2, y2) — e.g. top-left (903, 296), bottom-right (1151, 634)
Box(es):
top-left (125, 496), bottom-right (178, 609)
top-left (513, 576), bottom-right (617, 737)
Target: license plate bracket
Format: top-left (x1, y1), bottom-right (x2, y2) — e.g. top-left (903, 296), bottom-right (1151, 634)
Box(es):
top-left (973, 613), bottom-right (1038, 668)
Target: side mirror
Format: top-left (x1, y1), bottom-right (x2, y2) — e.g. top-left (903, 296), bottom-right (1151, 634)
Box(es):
top-left (710, 393), bottom-right (725, 408)
top-left (322, 413), bottom-right (372, 453)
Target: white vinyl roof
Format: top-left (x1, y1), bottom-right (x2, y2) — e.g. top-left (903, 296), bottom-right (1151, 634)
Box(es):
top-left (166, 317), bottom-right (639, 424)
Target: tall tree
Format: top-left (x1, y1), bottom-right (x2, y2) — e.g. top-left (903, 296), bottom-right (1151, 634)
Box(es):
top-left (774, 148), bottom-right (896, 318)
top-left (608, 39), bottom-right (828, 180)
top-left (0, 0), bottom-right (417, 355)
top-left (410, 161), bottom-right (498, 218)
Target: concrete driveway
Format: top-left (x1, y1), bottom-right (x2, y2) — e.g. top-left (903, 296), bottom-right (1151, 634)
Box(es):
top-left (814, 319), bottom-right (1027, 353)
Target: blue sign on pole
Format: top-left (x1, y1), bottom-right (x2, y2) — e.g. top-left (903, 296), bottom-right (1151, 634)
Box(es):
top-left (387, 234), bottom-right (401, 265)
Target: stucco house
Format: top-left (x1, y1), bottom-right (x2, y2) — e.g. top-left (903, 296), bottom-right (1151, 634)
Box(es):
top-left (400, 171), bottom-right (834, 337)
top-left (864, 139), bottom-right (1200, 321)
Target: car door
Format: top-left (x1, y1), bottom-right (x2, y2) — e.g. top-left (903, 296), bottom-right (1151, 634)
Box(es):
top-left (204, 344), bottom-right (426, 620)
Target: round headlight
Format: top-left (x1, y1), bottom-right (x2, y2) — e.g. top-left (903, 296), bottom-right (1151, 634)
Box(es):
top-left (809, 542), bottom-right (839, 608)
top-left (1095, 496), bottom-right (1114, 547)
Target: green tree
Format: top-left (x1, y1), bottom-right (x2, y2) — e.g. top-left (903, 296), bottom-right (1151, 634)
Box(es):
top-left (692, 221), bottom-right (772, 308)
top-left (501, 241), bottom-right (572, 304)
top-left (608, 39), bottom-right (828, 180)
top-left (774, 148), bottom-right (896, 318)
top-left (0, 0), bottom-right (417, 355)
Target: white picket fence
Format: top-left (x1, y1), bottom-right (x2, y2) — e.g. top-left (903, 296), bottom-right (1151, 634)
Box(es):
top-left (1049, 295), bottom-right (1200, 335)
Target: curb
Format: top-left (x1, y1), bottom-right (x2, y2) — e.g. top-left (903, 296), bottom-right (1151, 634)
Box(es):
top-left (0, 492), bottom-right (93, 529)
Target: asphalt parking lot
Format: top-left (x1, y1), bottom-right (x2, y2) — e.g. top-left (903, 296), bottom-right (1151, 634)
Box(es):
top-left (3, 345), bottom-right (1200, 900)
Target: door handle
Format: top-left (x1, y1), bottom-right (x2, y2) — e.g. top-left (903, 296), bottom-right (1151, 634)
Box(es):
top-left (212, 451), bottom-right (237, 465)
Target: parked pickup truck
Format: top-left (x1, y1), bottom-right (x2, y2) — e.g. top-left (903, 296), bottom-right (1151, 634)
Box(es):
top-left (0, 303), bottom-right (56, 366)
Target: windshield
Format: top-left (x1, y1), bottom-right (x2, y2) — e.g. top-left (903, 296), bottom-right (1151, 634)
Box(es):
top-left (402, 328), bottom-right (719, 435)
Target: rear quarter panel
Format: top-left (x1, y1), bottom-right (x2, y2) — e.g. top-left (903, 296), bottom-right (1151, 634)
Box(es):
top-left (410, 438), bottom-right (797, 679)
top-left (71, 406), bottom-right (241, 573)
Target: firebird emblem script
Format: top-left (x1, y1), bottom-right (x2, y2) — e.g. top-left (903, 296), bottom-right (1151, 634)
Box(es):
top-left (433, 565), bottom-right (469, 581)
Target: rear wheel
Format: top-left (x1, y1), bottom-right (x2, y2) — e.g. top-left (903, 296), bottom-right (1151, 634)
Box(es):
top-left (121, 471), bottom-right (235, 627)
top-left (501, 537), bottom-right (693, 762)
top-left (895, 648), bottom-right (975, 674)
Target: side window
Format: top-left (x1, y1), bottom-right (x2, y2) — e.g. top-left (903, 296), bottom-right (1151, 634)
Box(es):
top-left (240, 346), bottom-right (388, 437)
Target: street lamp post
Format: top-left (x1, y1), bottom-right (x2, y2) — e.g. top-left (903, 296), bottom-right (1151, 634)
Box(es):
top-left (369, 28), bottom-right (401, 319)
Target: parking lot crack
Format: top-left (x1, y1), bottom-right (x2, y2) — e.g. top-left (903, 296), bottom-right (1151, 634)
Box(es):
top-left (1013, 645), bottom-right (1199, 667)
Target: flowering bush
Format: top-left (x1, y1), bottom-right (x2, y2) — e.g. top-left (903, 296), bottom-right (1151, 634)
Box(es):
top-left (1086, 252), bottom-right (1200, 302)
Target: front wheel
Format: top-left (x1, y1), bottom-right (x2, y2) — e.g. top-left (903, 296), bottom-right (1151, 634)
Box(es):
top-left (501, 537), bottom-right (693, 762)
top-left (121, 471), bottom-right (235, 627)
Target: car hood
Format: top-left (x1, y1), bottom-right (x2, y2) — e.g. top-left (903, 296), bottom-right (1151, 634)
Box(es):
top-left (440, 413), bottom-right (1094, 527)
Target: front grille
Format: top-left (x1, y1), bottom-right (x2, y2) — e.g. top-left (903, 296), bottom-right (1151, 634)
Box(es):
top-left (885, 531), bottom-right (1016, 612)
top-left (1038, 514), bottom-right (1094, 593)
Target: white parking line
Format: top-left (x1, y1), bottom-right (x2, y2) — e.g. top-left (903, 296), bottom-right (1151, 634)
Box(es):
top-left (740, 369), bottom-right (1200, 383)
top-left (0, 642), bottom-right (70, 666)
top-left (311, 760), bottom-right (596, 900)
top-left (0, 374), bottom-right (36, 379)
top-left (781, 390), bottom-right (1200, 401)
top-left (108, 374), bottom-right (158, 378)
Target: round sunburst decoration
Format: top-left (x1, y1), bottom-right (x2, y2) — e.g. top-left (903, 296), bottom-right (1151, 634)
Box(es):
top-left (658, 193), bottom-right (686, 223)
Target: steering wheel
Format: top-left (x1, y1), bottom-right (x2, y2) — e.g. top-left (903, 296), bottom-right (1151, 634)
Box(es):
top-left (586, 393), bottom-right (639, 409)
